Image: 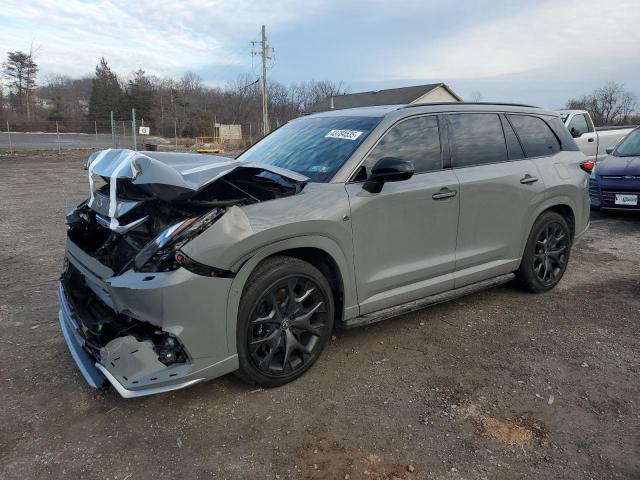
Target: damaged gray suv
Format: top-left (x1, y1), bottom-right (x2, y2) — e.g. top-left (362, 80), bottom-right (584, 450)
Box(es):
top-left (59, 103), bottom-right (590, 397)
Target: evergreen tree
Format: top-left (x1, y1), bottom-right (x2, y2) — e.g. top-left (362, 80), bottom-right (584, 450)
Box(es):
top-left (3, 50), bottom-right (38, 117)
top-left (47, 95), bottom-right (66, 122)
top-left (88, 58), bottom-right (123, 123)
top-left (124, 69), bottom-right (154, 126)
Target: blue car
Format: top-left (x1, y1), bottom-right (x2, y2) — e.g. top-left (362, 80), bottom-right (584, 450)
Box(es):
top-left (589, 126), bottom-right (640, 211)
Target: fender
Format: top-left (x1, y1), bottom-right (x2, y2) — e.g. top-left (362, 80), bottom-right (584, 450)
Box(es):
top-left (518, 194), bottom-right (578, 259)
top-left (223, 235), bottom-right (358, 355)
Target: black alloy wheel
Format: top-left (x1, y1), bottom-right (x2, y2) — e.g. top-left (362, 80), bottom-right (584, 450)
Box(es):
top-left (517, 211), bottom-right (572, 293)
top-left (236, 256), bottom-right (334, 387)
top-left (249, 276), bottom-right (329, 375)
top-left (532, 221), bottom-right (569, 286)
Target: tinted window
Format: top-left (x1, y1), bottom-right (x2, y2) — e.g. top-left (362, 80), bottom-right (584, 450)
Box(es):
top-left (449, 113), bottom-right (507, 167)
top-left (614, 128), bottom-right (640, 157)
top-left (546, 116), bottom-right (580, 151)
top-left (238, 115), bottom-right (382, 182)
top-left (508, 115), bottom-right (561, 157)
top-left (364, 115), bottom-right (441, 174)
top-left (500, 115), bottom-right (525, 160)
top-left (568, 114), bottom-right (589, 137)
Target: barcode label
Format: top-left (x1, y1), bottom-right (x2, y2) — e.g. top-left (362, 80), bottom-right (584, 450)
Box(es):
top-left (325, 129), bottom-right (363, 141)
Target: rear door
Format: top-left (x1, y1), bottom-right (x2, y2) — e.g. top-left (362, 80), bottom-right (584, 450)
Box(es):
top-left (447, 112), bottom-right (547, 287)
top-left (346, 115), bottom-right (459, 314)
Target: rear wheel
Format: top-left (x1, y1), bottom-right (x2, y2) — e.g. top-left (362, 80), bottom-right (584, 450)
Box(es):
top-left (236, 256), bottom-right (334, 387)
top-left (516, 211), bottom-right (572, 293)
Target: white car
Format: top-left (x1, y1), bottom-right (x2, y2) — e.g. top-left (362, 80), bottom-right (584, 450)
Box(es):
top-left (559, 110), bottom-right (635, 162)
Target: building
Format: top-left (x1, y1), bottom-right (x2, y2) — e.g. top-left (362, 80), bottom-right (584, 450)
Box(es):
top-left (310, 83), bottom-right (461, 112)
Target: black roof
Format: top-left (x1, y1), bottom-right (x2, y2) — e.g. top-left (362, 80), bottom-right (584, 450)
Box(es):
top-left (310, 83), bottom-right (460, 112)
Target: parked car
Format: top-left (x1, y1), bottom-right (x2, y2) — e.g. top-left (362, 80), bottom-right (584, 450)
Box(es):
top-left (559, 109), bottom-right (635, 162)
top-left (59, 103), bottom-right (590, 397)
top-left (589, 126), bottom-right (640, 211)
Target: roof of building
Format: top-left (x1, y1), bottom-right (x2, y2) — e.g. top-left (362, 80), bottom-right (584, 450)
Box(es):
top-left (309, 83), bottom-right (461, 112)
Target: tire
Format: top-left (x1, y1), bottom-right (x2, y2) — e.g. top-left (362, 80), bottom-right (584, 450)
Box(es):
top-left (516, 211), bottom-right (572, 293)
top-left (235, 256), bottom-right (335, 387)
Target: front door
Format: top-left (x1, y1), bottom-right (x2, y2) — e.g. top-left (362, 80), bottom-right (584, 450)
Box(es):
top-left (345, 115), bottom-right (459, 314)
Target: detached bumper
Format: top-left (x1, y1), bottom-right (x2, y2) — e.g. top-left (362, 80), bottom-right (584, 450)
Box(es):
top-left (58, 282), bottom-right (206, 397)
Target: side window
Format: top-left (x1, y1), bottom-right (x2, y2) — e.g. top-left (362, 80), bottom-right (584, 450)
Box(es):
top-left (449, 113), bottom-right (507, 167)
top-left (546, 116), bottom-right (579, 151)
top-left (568, 114), bottom-right (589, 137)
top-left (500, 115), bottom-right (525, 160)
top-left (364, 116), bottom-right (441, 174)
top-left (507, 115), bottom-right (561, 157)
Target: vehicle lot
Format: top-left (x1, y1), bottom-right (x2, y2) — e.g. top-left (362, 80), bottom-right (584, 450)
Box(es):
top-left (1, 151), bottom-right (638, 479)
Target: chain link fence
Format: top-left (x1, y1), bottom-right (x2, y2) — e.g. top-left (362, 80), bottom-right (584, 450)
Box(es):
top-left (0, 111), bottom-right (195, 153)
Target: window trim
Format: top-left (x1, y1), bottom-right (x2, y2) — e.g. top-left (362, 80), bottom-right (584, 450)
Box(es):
top-left (347, 113), bottom-right (446, 183)
top-left (499, 113), bottom-right (526, 161)
top-left (446, 112), bottom-right (509, 169)
top-left (505, 113), bottom-right (562, 160)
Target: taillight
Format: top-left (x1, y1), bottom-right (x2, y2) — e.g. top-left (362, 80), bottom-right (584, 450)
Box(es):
top-left (580, 160), bottom-right (596, 173)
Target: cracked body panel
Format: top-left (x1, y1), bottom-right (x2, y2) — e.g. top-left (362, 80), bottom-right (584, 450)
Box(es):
top-left (58, 147), bottom-right (352, 397)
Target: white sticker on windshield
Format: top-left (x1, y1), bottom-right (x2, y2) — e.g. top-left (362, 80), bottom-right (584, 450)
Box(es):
top-left (325, 129), bottom-right (363, 141)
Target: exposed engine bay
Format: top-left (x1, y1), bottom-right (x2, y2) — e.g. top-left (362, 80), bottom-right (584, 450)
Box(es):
top-left (66, 150), bottom-right (307, 275)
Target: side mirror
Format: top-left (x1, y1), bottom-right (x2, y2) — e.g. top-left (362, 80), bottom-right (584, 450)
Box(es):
top-left (605, 147), bottom-right (614, 155)
top-left (363, 157), bottom-right (414, 193)
top-left (570, 128), bottom-right (582, 138)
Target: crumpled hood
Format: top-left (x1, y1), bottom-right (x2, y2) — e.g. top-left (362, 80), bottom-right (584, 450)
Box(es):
top-left (87, 149), bottom-right (308, 202)
top-left (596, 155), bottom-right (640, 177)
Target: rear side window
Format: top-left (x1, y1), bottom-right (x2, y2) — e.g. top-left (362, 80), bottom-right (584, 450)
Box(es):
top-left (500, 115), bottom-right (525, 160)
top-left (364, 115), bottom-right (441, 174)
top-left (507, 115), bottom-right (561, 157)
top-left (546, 116), bottom-right (580, 151)
top-left (448, 113), bottom-right (507, 167)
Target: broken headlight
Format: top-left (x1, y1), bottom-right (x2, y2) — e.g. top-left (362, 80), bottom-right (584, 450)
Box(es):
top-left (134, 208), bottom-right (224, 273)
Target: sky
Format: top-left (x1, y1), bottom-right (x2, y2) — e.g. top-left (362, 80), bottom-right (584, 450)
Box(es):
top-left (1, 0), bottom-right (639, 109)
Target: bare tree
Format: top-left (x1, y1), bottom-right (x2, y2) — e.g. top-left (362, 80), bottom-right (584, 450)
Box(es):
top-left (566, 81), bottom-right (638, 126)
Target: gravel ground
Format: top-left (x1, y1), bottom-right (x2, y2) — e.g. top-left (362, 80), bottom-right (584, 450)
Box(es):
top-left (1, 151), bottom-right (639, 480)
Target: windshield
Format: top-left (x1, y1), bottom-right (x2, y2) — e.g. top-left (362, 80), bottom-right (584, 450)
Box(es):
top-left (614, 129), bottom-right (640, 157)
top-left (238, 115), bottom-right (382, 182)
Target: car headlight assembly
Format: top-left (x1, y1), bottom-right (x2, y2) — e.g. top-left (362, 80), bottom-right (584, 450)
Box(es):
top-left (134, 208), bottom-right (225, 273)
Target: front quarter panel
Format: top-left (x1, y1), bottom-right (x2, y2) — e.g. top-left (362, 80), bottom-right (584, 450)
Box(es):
top-left (180, 183), bottom-right (358, 354)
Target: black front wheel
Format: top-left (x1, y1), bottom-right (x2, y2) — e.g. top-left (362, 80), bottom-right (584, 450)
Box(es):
top-left (517, 211), bottom-right (572, 293)
top-left (236, 256), bottom-right (334, 387)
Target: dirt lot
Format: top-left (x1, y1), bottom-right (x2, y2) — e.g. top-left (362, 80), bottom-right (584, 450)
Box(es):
top-left (1, 151), bottom-right (639, 479)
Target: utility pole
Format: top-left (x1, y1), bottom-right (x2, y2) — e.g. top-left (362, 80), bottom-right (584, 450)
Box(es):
top-left (252, 25), bottom-right (273, 136)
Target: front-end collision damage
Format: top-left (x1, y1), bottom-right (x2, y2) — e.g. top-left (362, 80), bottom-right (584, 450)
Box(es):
top-left (59, 149), bottom-right (308, 396)
top-left (68, 149), bottom-right (307, 276)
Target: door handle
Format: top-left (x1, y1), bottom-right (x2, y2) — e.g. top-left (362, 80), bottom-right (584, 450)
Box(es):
top-left (588, 137), bottom-right (595, 142)
top-left (432, 188), bottom-right (457, 200)
top-left (520, 174), bottom-right (539, 184)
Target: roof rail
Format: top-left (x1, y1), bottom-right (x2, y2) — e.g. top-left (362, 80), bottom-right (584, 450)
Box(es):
top-left (401, 101), bottom-right (540, 109)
